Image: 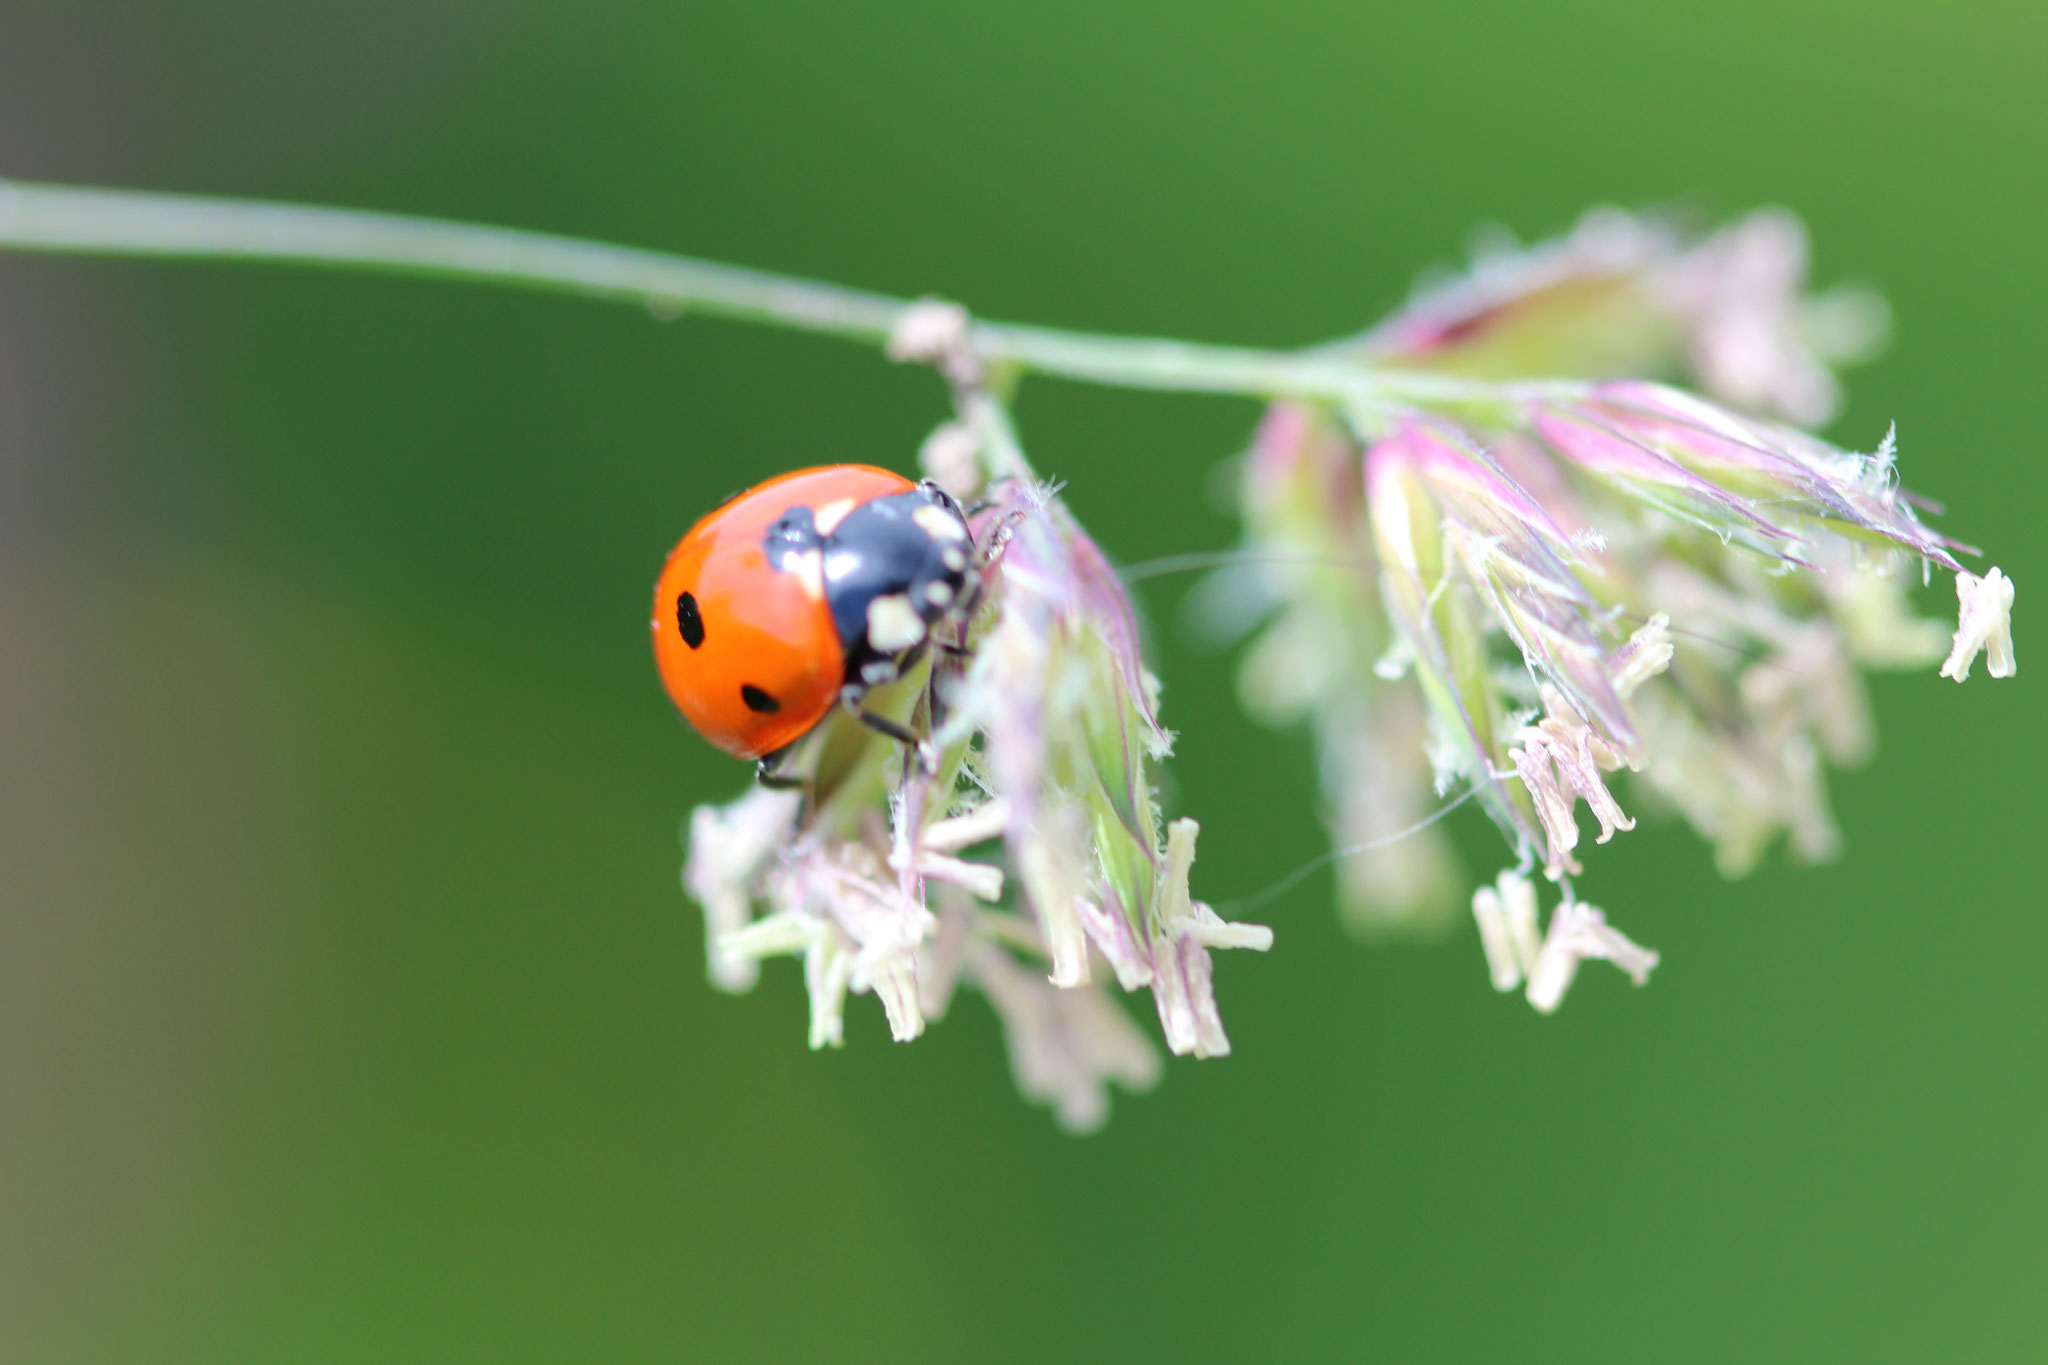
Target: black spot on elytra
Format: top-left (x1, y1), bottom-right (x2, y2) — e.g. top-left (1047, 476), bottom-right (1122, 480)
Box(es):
top-left (676, 591), bottom-right (705, 649)
top-left (740, 684), bottom-right (780, 714)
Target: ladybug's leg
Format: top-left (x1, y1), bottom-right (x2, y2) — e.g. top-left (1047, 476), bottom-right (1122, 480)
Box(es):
top-left (754, 752), bottom-right (809, 792)
top-left (930, 566), bottom-right (988, 660)
top-left (972, 511), bottom-right (1025, 571)
top-left (957, 473), bottom-right (1028, 523)
top-left (849, 705), bottom-right (926, 750)
top-left (839, 682), bottom-right (938, 774)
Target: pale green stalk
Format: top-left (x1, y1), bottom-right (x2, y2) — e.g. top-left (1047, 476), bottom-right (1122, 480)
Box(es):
top-left (0, 178), bottom-right (1573, 413)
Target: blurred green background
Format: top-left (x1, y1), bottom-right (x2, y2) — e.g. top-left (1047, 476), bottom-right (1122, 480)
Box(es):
top-left (2, 2), bottom-right (2042, 1360)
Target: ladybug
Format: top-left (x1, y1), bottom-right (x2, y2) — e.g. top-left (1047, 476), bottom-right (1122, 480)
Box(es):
top-left (652, 464), bottom-right (979, 779)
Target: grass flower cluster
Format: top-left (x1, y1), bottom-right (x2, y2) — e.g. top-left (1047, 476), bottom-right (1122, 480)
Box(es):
top-left (1216, 210), bottom-right (2010, 1011)
top-left (0, 182), bottom-right (2013, 1125)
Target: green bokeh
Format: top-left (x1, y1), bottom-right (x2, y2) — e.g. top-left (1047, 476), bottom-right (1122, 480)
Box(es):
top-left (2, 2), bottom-right (2042, 1360)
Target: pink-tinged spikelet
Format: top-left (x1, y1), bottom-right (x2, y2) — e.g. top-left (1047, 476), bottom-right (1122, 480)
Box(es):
top-left (1219, 209), bottom-right (2011, 1012)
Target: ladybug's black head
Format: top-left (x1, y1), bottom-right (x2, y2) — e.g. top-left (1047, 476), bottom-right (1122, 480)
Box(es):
top-left (808, 481), bottom-right (975, 686)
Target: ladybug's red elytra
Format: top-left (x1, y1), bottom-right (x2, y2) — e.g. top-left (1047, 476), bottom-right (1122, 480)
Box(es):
top-left (653, 464), bottom-right (979, 772)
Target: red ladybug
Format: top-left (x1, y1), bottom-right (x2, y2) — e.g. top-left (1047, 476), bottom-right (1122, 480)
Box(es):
top-left (653, 465), bottom-right (978, 775)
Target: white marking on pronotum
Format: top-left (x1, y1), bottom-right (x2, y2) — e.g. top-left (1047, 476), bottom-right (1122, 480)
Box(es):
top-left (940, 546), bottom-right (968, 573)
top-left (913, 504), bottom-right (970, 542)
top-left (925, 581), bottom-right (955, 607)
top-left (813, 498), bottom-right (857, 536)
top-left (784, 548), bottom-right (826, 602)
top-left (866, 594), bottom-right (928, 653)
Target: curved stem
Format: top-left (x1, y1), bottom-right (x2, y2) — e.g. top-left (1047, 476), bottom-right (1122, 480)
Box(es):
top-left (0, 179), bottom-right (909, 342)
top-left (0, 179), bottom-right (1563, 411)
